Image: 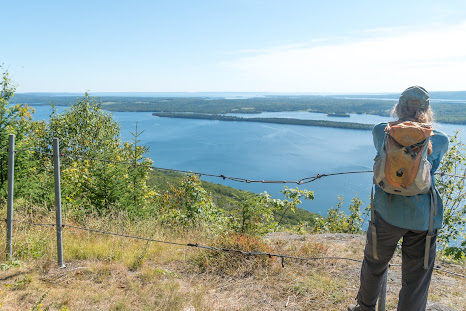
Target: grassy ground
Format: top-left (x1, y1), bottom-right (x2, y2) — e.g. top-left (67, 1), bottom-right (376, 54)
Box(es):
top-left (0, 211), bottom-right (465, 311)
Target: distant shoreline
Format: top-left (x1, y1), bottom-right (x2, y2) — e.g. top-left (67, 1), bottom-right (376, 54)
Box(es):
top-left (153, 112), bottom-right (374, 130)
top-left (10, 93), bottom-right (466, 124)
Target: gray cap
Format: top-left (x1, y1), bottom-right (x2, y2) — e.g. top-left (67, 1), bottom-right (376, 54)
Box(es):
top-left (399, 86), bottom-right (430, 109)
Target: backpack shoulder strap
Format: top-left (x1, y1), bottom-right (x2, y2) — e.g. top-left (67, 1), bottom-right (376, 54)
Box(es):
top-left (424, 181), bottom-right (438, 269)
top-left (370, 185), bottom-right (378, 260)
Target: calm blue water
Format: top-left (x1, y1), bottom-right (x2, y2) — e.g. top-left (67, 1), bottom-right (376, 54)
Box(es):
top-left (31, 106), bottom-right (466, 216)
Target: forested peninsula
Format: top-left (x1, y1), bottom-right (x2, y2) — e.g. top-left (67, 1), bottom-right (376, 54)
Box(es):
top-left (153, 112), bottom-right (374, 130)
top-left (10, 92), bottom-right (466, 124)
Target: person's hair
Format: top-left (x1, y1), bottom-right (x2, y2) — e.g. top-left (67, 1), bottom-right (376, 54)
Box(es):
top-left (391, 103), bottom-right (434, 124)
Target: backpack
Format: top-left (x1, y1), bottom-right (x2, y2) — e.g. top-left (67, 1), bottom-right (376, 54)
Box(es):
top-left (373, 121), bottom-right (434, 196)
top-left (370, 121), bottom-right (437, 269)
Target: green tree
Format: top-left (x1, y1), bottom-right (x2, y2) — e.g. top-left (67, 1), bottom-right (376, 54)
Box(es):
top-left (157, 174), bottom-right (226, 229)
top-left (44, 93), bottom-right (153, 214)
top-left (120, 124), bottom-right (154, 214)
top-left (230, 191), bottom-right (274, 235)
top-left (0, 67), bottom-right (41, 199)
top-left (320, 196), bottom-right (364, 234)
top-left (228, 186), bottom-right (314, 235)
top-left (436, 131), bottom-right (466, 259)
top-left (45, 93), bottom-right (121, 157)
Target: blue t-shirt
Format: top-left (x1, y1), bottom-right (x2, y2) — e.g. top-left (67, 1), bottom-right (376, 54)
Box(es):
top-left (372, 123), bottom-right (449, 230)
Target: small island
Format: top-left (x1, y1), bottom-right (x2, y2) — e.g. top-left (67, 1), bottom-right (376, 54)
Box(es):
top-left (153, 112), bottom-right (374, 130)
top-left (327, 112), bottom-right (351, 118)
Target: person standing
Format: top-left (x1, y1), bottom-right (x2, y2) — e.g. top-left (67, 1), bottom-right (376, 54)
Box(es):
top-left (348, 86), bottom-right (449, 311)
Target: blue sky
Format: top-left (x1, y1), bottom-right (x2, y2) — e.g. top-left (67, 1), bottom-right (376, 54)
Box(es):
top-left (2, 0), bottom-right (466, 93)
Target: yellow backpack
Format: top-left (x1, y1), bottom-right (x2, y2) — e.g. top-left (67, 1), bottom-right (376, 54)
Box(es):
top-left (373, 121), bottom-right (434, 196)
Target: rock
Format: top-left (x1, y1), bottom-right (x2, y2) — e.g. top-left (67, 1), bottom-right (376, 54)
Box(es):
top-left (426, 302), bottom-right (456, 311)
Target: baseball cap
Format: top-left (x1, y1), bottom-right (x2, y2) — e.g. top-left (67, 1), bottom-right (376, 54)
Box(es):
top-left (399, 86), bottom-right (430, 109)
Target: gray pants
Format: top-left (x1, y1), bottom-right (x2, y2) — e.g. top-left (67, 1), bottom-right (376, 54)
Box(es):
top-left (357, 212), bottom-right (437, 311)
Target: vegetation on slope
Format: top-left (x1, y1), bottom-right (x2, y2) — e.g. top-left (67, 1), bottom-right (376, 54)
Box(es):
top-left (148, 169), bottom-right (319, 227)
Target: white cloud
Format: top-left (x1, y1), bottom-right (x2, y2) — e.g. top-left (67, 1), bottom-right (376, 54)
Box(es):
top-left (222, 22), bottom-right (466, 92)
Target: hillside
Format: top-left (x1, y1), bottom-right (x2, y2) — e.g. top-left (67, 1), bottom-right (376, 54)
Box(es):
top-left (148, 168), bottom-right (320, 227)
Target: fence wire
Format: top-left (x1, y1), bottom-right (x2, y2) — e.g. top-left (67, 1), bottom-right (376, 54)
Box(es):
top-left (4, 147), bottom-right (465, 279)
top-left (11, 219), bottom-right (56, 227)
top-left (6, 218), bottom-right (465, 278)
top-left (11, 148), bottom-right (466, 185)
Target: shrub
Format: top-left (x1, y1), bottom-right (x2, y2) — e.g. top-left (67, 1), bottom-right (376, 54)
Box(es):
top-left (318, 196), bottom-right (365, 234)
top-left (156, 174), bottom-right (227, 232)
top-left (191, 233), bottom-right (273, 277)
top-left (436, 131), bottom-right (466, 259)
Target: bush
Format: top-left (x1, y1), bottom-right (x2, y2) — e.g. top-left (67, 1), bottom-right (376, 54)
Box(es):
top-left (191, 233), bottom-right (273, 277)
top-left (227, 187), bottom-right (314, 236)
top-left (317, 196), bottom-right (365, 234)
top-left (436, 131), bottom-right (466, 259)
top-left (156, 174), bottom-right (227, 232)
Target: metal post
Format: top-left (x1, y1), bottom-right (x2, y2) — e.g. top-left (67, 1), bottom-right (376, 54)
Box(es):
top-left (53, 138), bottom-right (65, 268)
top-left (6, 134), bottom-right (15, 260)
top-left (377, 269), bottom-right (388, 311)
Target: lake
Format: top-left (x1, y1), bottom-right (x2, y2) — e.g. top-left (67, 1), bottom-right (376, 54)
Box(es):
top-left (31, 106), bottom-right (466, 216)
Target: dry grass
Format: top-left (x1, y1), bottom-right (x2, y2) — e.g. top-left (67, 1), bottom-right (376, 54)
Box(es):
top-left (0, 210), bottom-right (465, 310)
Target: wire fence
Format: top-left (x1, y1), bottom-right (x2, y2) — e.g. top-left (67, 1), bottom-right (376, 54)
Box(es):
top-left (4, 217), bottom-right (465, 278)
top-left (6, 147), bottom-right (466, 184)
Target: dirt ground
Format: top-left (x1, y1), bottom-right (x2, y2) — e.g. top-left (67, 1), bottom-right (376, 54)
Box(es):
top-left (0, 232), bottom-right (464, 310)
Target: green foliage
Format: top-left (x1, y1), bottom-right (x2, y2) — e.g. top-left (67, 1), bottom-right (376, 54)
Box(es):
top-left (119, 124), bottom-right (154, 214)
top-left (44, 94), bottom-right (125, 212)
top-left (436, 131), bottom-right (466, 259)
top-left (147, 168), bottom-right (320, 228)
top-left (129, 241), bottom-right (150, 271)
top-left (157, 174), bottom-right (226, 230)
top-left (1, 70), bottom-right (319, 231)
top-left (31, 290), bottom-right (50, 311)
top-left (227, 186), bottom-right (314, 235)
top-left (11, 93), bottom-right (395, 116)
top-left (44, 94), bottom-right (153, 214)
top-left (317, 196), bottom-right (365, 234)
top-left (0, 260), bottom-right (22, 271)
top-left (443, 243), bottom-right (466, 260)
top-left (0, 67), bottom-right (39, 199)
top-left (45, 93), bottom-right (121, 155)
top-left (14, 233), bottom-right (49, 260)
top-left (228, 191), bottom-right (275, 235)
top-left (273, 186), bottom-right (315, 228)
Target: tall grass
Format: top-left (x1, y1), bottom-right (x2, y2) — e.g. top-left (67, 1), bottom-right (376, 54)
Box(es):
top-left (1, 201), bottom-right (464, 311)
